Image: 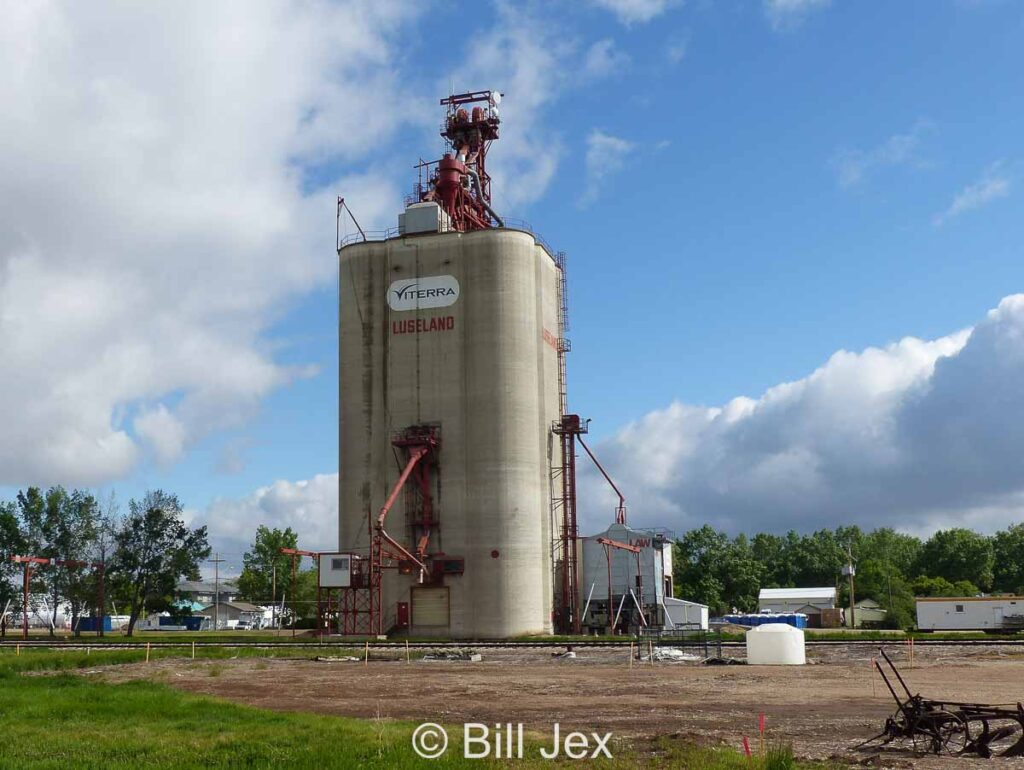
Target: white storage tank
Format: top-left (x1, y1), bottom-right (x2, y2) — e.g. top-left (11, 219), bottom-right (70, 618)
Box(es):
top-left (746, 623), bottom-right (806, 665)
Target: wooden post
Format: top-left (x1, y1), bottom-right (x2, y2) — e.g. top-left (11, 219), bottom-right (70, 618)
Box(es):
top-left (192, 641), bottom-right (196, 660)
top-left (406, 639), bottom-right (410, 664)
top-left (364, 640), bottom-right (369, 666)
top-left (628, 642), bottom-right (633, 668)
top-left (146, 642), bottom-right (151, 663)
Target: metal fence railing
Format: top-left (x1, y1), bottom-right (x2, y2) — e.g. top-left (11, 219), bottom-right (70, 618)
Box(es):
top-left (337, 219), bottom-right (558, 259)
top-left (638, 626), bottom-right (723, 658)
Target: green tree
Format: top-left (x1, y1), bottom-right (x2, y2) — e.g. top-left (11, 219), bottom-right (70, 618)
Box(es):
top-left (992, 524), bottom-right (1024, 594)
top-left (237, 526), bottom-right (299, 605)
top-left (16, 487), bottom-right (100, 636)
top-left (879, 577), bottom-right (917, 629)
top-left (674, 526), bottom-right (763, 614)
top-left (86, 492), bottom-right (121, 635)
top-left (722, 534), bottom-right (762, 612)
top-left (108, 491), bottom-right (209, 636)
top-left (674, 526), bottom-right (731, 613)
top-left (910, 575), bottom-right (957, 597)
top-left (292, 567), bottom-right (320, 623)
top-left (751, 532), bottom-right (791, 587)
top-left (849, 557), bottom-right (892, 605)
top-left (789, 529), bottom-right (845, 587)
top-left (0, 501), bottom-right (26, 636)
top-left (914, 528), bottom-right (995, 590)
top-left (863, 528), bottom-right (922, 577)
top-left (951, 579), bottom-right (980, 596)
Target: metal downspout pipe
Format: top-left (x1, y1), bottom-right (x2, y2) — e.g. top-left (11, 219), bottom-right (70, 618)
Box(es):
top-left (465, 167), bottom-right (504, 227)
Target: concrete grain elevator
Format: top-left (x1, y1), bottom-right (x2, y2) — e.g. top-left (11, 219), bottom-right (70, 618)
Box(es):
top-left (337, 91), bottom-right (583, 638)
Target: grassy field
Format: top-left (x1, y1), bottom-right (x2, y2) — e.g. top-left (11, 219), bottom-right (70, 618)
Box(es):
top-left (0, 630), bottom-right (318, 644)
top-left (0, 649), bottom-right (840, 769)
top-left (0, 645), bottom-right (414, 672)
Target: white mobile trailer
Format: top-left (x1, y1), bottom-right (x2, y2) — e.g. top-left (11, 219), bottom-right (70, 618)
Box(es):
top-left (916, 596), bottom-right (1024, 631)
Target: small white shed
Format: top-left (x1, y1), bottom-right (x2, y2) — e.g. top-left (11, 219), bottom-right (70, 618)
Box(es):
top-left (759, 587), bottom-right (838, 629)
top-left (916, 596), bottom-right (1024, 631)
top-left (759, 587), bottom-right (837, 612)
top-left (662, 597), bottom-right (709, 630)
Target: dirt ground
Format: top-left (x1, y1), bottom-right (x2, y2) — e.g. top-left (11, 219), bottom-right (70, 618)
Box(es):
top-left (97, 644), bottom-right (1024, 768)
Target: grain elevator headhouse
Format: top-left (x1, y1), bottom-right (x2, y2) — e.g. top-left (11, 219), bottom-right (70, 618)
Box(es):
top-left (337, 90), bottom-right (583, 638)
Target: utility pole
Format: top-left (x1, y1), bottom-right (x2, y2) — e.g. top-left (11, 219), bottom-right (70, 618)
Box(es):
top-left (271, 564), bottom-right (277, 631)
top-left (843, 545), bottom-right (856, 629)
top-left (208, 553), bottom-right (225, 631)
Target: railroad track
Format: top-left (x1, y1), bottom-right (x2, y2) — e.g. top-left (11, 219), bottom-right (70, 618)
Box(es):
top-left (1, 637), bottom-right (1023, 650)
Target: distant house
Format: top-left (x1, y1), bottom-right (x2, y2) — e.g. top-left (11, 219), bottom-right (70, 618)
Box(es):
top-left (177, 580), bottom-right (239, 606)
top-left (852, 598), bottom-right (887, 627)
top-left (759, 587), bottom-right (837, 628)
top-left (200, 601), bottom-right (264, 630)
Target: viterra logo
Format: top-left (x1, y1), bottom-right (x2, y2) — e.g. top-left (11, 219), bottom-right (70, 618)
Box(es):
top-left (393, 284), bottom-right (455, 301)
top-left (388, 275), bottom-right (460, 312)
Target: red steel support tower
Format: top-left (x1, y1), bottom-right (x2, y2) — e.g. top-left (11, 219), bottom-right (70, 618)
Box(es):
top-left (552, 415), bottom-right (584, 635)
top-left (418, 90), bottom-right (504, 232)
top-left (341, 426), bottom-right (440, 636)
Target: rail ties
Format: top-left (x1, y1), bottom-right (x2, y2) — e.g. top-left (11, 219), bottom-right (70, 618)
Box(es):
top-left (1, 637), bottom-right (1023, 650)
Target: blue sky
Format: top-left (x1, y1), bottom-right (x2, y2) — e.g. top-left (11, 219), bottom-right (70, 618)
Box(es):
top-left (2, 0), bottom-right (1022, 573)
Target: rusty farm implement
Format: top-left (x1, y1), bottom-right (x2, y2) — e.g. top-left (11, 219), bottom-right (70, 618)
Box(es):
top-left (856, 648), bottom-right (1024, 758)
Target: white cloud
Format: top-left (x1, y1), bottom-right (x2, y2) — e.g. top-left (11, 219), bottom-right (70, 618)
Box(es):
top-left (584, 39), bottom-right (631, 79)
top-left (580, 295), bottom-right (1024, 537)
top-left (215, 437), bottom-right (256, 476)
top-left (666, 33), bottom-right (690, 64)
top-left (445, 6), bottom-right (639, 213)
top-left (193, 473), bottom-right (339, 556)
top-left (194, 297), bottom-right (1024, 555)
top-left (764, 0), bottom-right (830, 30)
top-left (831, 121), bottom-right (931, 188)
top-left (0, 1), bottom-right (415, 486)
top-left (449, 4), bottom-right (577, 210)
top-left (580, 130), bottom-right (635, 207)
top-left (134, 405), bottom-right (187, 466)
top-left (592, 0), bottom-right (681, 25)
top-left (933, 162), bottom-right (1011, 226)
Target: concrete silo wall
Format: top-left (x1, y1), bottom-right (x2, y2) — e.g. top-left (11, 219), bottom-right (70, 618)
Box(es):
top-left (339, 228), bottom-right (560, 637)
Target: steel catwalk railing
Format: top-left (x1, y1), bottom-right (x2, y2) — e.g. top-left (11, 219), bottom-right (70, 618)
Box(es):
top-left (337, 219), bottom-right (558, 259)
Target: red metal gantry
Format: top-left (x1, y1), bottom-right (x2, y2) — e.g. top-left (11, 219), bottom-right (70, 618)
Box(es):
top-left (340, 425), bottom-right (441, 637)
top-left (8, 555), bottom-right (106, 639)
top-left (551, 415), bottom-right (633, 635)
top-left (279, 547), bottom-right (319, 637)
top-left (595, 537), bottom-right (646, 634)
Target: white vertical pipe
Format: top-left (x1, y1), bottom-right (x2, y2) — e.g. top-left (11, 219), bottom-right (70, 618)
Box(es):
top-left (580, 583), bottom-right (596, 624)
